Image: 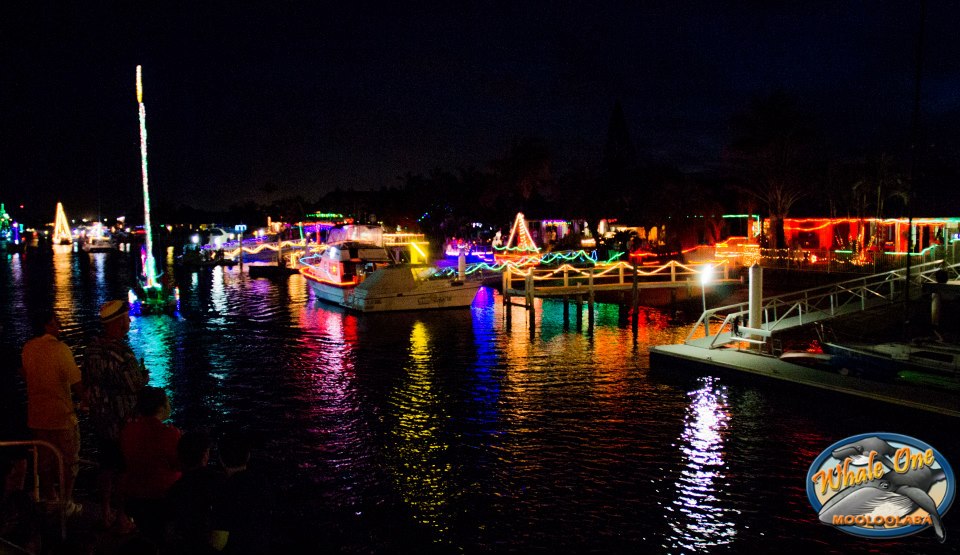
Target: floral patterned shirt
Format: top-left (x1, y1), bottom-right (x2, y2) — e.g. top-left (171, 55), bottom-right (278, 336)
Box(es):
top-left (82, 336), bottom-right (149, 441)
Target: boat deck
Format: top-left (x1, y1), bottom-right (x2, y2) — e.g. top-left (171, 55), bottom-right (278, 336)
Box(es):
top-left (650, 343), bottom-right (960, 418)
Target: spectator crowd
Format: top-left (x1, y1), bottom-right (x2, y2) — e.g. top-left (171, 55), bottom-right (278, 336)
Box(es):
top-left (2, 301), bottom-right (274, 554)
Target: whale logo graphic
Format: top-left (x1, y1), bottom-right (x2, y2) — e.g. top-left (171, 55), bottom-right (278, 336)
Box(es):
top-left (807, 433), bottom-right (955, 542)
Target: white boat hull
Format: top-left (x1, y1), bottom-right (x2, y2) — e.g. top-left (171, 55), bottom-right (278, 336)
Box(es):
top-left (308, 280), bottom-right (355, 307)
top-left (82, 240), bottom-right (115, 252)
top-left (306, 266), bottom-right (483, 312)
top-left (346, 281), bottom-right (482, 312)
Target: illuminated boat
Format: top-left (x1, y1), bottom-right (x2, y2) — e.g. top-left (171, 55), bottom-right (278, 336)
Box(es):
top-left (0, 203), bottom-right (16, 251)
top-left (343, 265), bottom-right (483, 312)
top-left (444, 239), bottom-right (495, 264)
top-left (129, 278), bottom-right (179, 315)
top-left (128, 65), bottom-right (178, 315)
top-left (300, 224), bottom-right (483, 312)
top-left (299, 224), bottom-right (394, 305)
top-left (176, 228), bottom-right (235, 268)
top-left (81, 236), bottom-right (115, 252)
top-left (493, 212), bottom-right (541, 265)
top-left (53, 202), bottom-right (73, 245)
top-left (80, 225), bottom-right (116, 252)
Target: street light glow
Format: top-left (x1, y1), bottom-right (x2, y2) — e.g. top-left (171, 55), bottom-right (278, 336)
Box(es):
top-left (701, 264), bottom-right (712, 336)
top-left (700, 264), bottom-right (713, 285)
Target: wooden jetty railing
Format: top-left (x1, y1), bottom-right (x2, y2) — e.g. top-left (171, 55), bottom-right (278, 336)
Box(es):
top-left (501, 260), bottom-right (738, 330)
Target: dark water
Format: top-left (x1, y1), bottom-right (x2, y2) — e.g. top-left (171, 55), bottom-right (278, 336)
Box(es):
top-left (2, 245), bottom-right (957, 554)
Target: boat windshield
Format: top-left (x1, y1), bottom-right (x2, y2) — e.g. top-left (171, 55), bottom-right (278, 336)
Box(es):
top-left (414, 266), bottom-right (443, 280)
top-left (326, 225), bottom-right (383, 246)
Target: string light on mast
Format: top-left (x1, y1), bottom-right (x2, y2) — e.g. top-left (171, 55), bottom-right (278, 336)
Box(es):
top-left (53, 202), bottom-right (72, 245)
top-left (137, 65), bottom-right (157, 288)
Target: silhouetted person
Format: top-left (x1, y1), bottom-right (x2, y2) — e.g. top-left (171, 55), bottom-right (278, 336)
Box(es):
top-left (83, 300), bottom-right (149, 531)
top-left (166, 430), bottom-right (226, 554)
top-left (20, 311), bottom-right (83, 516)
top-left (120, 387), bottom-right (181, 544)
top-left (210, 431), bottom-right (274, 554)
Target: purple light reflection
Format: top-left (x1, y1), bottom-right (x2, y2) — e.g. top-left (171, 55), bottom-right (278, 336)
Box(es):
top-left (664, 376), bottom-right (736, 551)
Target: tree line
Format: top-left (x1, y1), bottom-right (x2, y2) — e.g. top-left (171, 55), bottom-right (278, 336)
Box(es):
top-left (158, 90), bottom-right (960, 252)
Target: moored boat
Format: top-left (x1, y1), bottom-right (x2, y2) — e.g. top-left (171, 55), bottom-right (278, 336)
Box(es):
top-left (298, 224), bottom-right (393, 306)
top-left (299, 224), bottom-right (483, 312)
top-left (343, 265), bottom-right (483, 312)
top-left (821, 337), bottom-right (960, 380)
top-left (129, 65), bottom-right (178, 314)
top-left (81, 234), bottom-right (115, 252)
top-left (778, 350), bottom-right (834, 371)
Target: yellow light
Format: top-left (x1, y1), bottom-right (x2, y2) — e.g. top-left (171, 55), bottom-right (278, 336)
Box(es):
top-left (410, 242), bottom-right (427, 260)
top-left (136, 65), bottom-right (143, 103)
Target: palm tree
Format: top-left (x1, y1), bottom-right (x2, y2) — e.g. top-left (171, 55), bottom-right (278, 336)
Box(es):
top-left (725, 91), bottom-right (822, 249)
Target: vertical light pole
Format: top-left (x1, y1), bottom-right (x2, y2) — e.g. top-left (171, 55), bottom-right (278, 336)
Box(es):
top-left (701, 264), bottom-right (713, 336)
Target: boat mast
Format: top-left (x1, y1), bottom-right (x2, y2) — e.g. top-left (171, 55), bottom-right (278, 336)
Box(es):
top-left (137, 65), bottom-right (158, 288)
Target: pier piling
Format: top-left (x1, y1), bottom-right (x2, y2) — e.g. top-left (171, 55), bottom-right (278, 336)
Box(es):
top-left (587, 273), bottom-right (595, 330)
top-left (576, 295), bottom-right (583, 330)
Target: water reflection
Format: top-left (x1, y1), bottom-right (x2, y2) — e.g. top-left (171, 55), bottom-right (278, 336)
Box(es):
top-left (1, 251), bottom-right (28, 339)
top-left (209, 266), bottom-right (228, 324)
top-left (389, 321), bottom-right (454, 542)
top-left (468, 291), bottom-right (500, 434)
top-left (92, 252), bottom-right (107, 289)
top-left (286, 272), bottom-right (309, 306)
top-left (52, 246), bottom-right (76, 326)
top-left (293, 303), bottom-right (370, 507)
top-left (665, 376), bottom-right (736, 552)
top-left (128, 315), bottom-right (176, 390)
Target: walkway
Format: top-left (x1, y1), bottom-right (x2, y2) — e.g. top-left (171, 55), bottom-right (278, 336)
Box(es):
top-left (500, 259), bottom-right (738, 332)
top-left (502, 259), bottom-right (737, 299)
top-left (650, 259), bottom-right (960, 418)
top-left (650, 344), bottom-right (960, 418)
top-left (684, 259), bottom-right (960, 350)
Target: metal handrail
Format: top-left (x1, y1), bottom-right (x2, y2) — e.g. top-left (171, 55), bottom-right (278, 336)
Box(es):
top-left (0, 439), bottom-right (66, 540)
top-left (0, 536), bottom-right (33, 555)
top-left (685, 259), bottom-right (960, 348)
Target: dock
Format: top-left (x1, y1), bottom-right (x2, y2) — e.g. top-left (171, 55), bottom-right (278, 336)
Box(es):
top-left (649, 343), bottom-right (960, 417)
top-left (650, 259), bottom-right (960, 418)
top-left (501, 259), bottom-right (737, 331)
top-left (247, 264), bottom-right (299, 278)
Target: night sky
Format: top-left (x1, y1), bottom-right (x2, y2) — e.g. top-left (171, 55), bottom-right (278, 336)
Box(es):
top-left (2, 1), bottom-right (959, 222)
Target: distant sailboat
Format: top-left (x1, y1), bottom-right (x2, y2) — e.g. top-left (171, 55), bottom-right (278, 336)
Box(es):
top-left (53, 202), bottom-right (72, 245)
top-left (493, 212), bottom-right (541, 264)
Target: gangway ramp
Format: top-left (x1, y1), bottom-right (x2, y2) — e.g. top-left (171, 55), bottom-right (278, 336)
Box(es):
top-left (685, 260), bottom-right (960, 350)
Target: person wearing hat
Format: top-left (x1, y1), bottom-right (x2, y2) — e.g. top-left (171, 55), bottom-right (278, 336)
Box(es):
top-left (82, 300), bottom-right (149, 531)
top-left (20, 310), bottom-right (83, 517)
